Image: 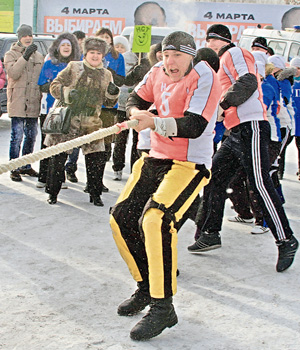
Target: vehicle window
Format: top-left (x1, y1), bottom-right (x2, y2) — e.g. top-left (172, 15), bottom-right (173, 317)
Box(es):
top-left (33, 41), bottom-right (45, 55)
top-left (268, 41), bottom-right (286, 57)
top-left (151, 35), bottom-right (165, 45)
top-left (238, 37), bottom-right (253, 51)
top-left (6, 40), bottom-right (17, 51)
top-left (0, 39), bottom-right (4, 51)
top-left (43, 40), bottom-right (53, 50)
top-left (289, 43), bottom-right (300, 62)
top-left (0, 39), bottom-right (17, 61)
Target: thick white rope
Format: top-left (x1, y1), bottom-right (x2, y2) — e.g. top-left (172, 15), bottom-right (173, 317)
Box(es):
top-left (0, 119), bottom-right (138, 175)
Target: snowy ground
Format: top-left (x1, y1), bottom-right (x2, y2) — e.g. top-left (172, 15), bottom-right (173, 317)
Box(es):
top-left (1, 113), bottom-right (300, 350)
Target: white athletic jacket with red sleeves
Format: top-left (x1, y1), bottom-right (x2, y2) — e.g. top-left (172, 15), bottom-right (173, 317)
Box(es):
top-left (218, 46), bottom-right (267, 130)
top-left (133, 61), bottom-right (221, 168)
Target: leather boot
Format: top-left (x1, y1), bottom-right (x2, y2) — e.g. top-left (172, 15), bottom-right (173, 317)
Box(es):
top-left (47, 194), bottom-right (57, 205)
top-left (118, 281), bottom-right (151, 316)
top-left (89, 195), bottom-right (104, 207)
top-left (10, 170), bottom-right (22, 182)
top-left (130, 297), bottom-right (178, 340)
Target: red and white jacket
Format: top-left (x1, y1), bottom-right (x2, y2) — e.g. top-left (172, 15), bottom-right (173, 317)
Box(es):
top-left (133, 61), bottom-right (221, 167)
top-left (218, 46), bottom-right (267, 130)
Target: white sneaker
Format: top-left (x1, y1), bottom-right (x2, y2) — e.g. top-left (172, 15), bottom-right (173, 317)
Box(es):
top-left (61, 182), bottom-right (68, 189)
top-left (113, 171), bottom-right (122, 181)
top-left (227, 216), bottom-right (254, 224)
top-left (36, 181), bottom-right (46, 188)
top-left (251, 225), bottom-right (270, 234)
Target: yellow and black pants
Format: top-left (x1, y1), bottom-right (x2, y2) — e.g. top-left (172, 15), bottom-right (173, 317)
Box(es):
top-left (110, 154), bottom-right (211, 299)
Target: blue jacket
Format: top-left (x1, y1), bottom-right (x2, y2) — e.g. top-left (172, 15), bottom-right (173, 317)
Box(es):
top-left (262, 79), bottom-right (281, 141)
top-left (38, 60), bottom-right (68, 113)
top-left (292, 78), bottom-right (300, 136)
top-left (265, 74), bottom-right (280, 104)
top-left (103, 52), bottom-right (125, 109)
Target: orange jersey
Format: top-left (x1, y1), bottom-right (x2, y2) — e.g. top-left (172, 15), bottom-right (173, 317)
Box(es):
top-left (218, 47), bottom-right (267, 129)
top-left (135, 61), bottom-right (221, 167)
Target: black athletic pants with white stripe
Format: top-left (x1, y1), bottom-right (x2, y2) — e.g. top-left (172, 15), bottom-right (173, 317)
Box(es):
top-left (200, 120), bottom-right (293, 242)
top-left (110, 154), bottom-right (211, 299)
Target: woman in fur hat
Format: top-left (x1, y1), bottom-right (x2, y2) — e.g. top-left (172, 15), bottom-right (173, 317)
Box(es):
top-left (113, 35), bottom-right (130, 54)
top-left (37, 32), bottom-right (81, 188)
top-left (44, 37), bottom-right (120, 205)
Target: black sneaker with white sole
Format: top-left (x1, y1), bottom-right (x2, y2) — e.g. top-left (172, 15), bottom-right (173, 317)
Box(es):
top-left (188, 231), bottom-right (221, 253)
top-left (276, 235), bottom-right (298, 272)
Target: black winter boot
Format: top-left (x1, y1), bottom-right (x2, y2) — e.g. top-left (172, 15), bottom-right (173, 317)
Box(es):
top-left (118, 282), bottom-right (151, 316)
top-left (130, 297), bottom-right (178, 341)
top-left (10, 170), bottom-right (22, 182)
top-left (66, 171), bottom-right (78, 183)
top-left (47, 194), bottom-right (57, 205)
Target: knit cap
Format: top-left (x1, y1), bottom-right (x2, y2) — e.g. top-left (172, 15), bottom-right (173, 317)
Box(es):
top-left (194, 47), bottom-right (220, 73)
top-left (206, 24), bottom-right (232, 43)
top-left (83, 37), bottom-right (109, 56)
top-left (154, 42), bottom-right (162, 55)
top-left (251, 37), bottom-right (268, 51)
top-left (58, 39), bottom-right (71, 49)
top-left (162, 31), bottom-right (196, 57)
top-left (113, 36), bottom-right (129, 52)
top-left (268, 54), bottom-right (286, 70)
top-left (290, 57), bottom-right (300, 68)
top-left (16, 24), bottom-right (33, 40)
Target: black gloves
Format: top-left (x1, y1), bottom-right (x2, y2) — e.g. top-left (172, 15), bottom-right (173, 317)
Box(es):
top-left (283, 96), bottom-right (289, 106)
top-left (39, 82), bottom-right (51, 93)
top-left (107, 67), bottom-right (125, 86)
top-left (220, 99), bottom-right (231, 110)
top-left (107, 82), bottom-right (120, 95)
top-left (68, 89), bottom-right (79, 104)
top-left (23, 44), bottom-right (38, 61)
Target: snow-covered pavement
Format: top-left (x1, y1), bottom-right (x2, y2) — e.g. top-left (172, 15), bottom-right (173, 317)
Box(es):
top-left (1, 113), bottom-right (300, 350)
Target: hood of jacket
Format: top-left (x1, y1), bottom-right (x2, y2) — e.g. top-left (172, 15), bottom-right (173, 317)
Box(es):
top-left (11, 41), bottom-right (26, 54)
top-left (48, 32), bottom-right (81, 65)
top-left (277, 66), bottom-right (297, 82)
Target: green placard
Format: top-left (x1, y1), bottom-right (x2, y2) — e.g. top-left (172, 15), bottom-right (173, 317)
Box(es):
top-left (131, 25), bottom-right (152, 53)
top-left (0, 0), bottom-right (14, 32)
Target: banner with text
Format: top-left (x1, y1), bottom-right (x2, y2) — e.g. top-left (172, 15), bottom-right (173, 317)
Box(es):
top-left (44, 16), bottom-right (125, 36)
top-left (37, 0), bottom-right (298, 46)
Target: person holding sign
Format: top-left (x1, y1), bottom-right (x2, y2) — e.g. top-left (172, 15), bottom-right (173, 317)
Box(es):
top-left (110, 31), bottom-right (221, 340)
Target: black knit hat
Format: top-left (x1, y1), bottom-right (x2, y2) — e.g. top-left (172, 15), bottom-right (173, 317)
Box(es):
top-left (206, 24), bottom-right (232, 43)
top-left (162, 31), bottom-right (196, 56)
top-left (16, 24), bottom-right (33, 40)
top-left (154, 42), bottom-right (162, 55)
top-left (194, 48), bottom-right (220, 73)
top-left (83, 37), bottom-right (109, 56)
top-left (251, 37), bottom-right (268, 51)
